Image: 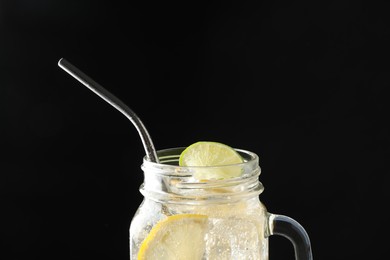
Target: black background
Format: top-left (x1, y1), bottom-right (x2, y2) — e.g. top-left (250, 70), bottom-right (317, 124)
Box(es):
top-left (1, 0), bottom-right (389, 259)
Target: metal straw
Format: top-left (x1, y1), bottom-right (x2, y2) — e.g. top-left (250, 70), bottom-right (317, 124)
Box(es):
top-left (58, 58), bottom-right (159, 163)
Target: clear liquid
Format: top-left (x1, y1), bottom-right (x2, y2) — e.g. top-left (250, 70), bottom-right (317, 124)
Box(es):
top-left (205, 217), bottom-right (266, 259)
top-left (130, 198), bottom-right (269, 260)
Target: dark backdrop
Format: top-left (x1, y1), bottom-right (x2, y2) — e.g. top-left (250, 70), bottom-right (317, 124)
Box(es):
top-left (1, 0), bottom-right (389, 259)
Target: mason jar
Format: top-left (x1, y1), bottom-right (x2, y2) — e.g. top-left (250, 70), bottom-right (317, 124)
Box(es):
top-left (130, 147), bottom-right (313, 260)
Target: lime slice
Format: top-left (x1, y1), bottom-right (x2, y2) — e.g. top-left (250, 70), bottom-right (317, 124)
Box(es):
top-left (179, 141), bottom-right (244, 180)
top-left (137, 214), bottom-right (208, 260)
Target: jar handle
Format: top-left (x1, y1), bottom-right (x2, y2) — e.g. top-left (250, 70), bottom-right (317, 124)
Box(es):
top-left (267, 213), bottom-right (313, 260)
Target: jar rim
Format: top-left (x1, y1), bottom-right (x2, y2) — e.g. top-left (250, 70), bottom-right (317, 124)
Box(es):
top-left (141, 147), bottom-right (263, 203)
top-left (142, 147), bottom-right (260, 177)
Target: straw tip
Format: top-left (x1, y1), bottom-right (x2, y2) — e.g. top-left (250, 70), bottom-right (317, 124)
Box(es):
top-left (58, 58), bottom-right (66, 67)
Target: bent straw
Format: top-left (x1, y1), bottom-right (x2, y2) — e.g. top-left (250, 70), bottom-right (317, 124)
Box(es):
top-left (58, 58), bottom-right (159, 163)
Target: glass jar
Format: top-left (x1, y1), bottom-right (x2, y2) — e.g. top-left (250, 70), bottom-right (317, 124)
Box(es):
top-left (130, 147), bottom-right (313, 260)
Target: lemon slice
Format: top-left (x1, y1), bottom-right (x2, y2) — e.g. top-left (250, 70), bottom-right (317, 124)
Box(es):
top-left (137, 214), bottom-right (208, 260)
top-left (179, 141), bottom-right (244, 180)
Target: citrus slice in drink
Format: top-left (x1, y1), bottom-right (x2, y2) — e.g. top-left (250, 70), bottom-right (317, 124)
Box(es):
top-left (137, 214), bottom-right (208, 260)
top-left (179, 141), bottom-right (244, 180)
